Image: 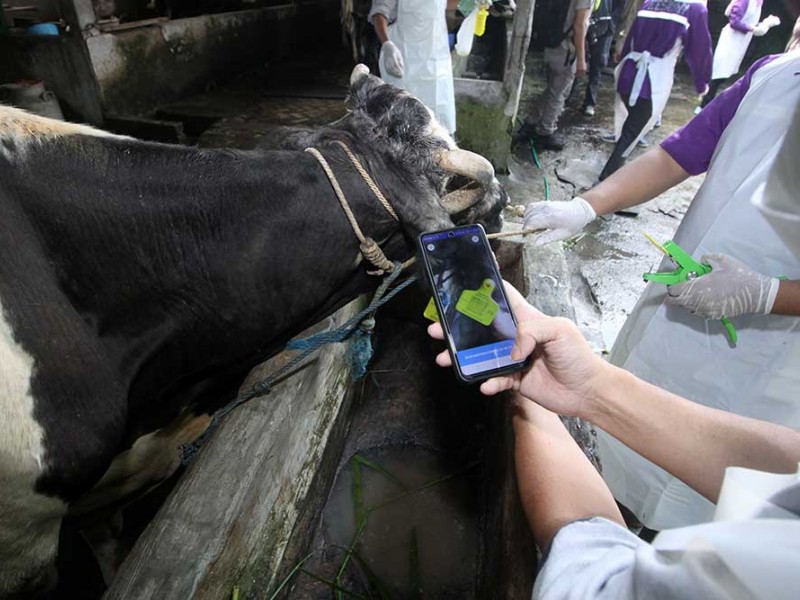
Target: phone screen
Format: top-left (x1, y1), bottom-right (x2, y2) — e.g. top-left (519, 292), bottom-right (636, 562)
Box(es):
top-left (420, 225), bottom-right (528, 380)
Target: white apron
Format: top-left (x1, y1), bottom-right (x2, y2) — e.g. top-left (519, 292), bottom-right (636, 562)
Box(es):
top-left (599, 53), bottom-right (800, 530)
top-left (712, 0), bottom-right (762, 80)
top-left (652, 466), bottom-right (800, 600)
top-left (379, 0), bottom-right (456, 134)
top-left (613, 38), bottom-right (682, 155)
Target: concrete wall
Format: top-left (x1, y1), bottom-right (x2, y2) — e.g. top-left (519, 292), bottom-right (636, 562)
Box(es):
top-left (85, 2), bottom-right (334, 116)
top-left (0, 33), bottom-right (104, 123)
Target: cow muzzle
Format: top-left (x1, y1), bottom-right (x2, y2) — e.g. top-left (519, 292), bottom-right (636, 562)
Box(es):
top-left (435, 149), bottom-right (496, 214)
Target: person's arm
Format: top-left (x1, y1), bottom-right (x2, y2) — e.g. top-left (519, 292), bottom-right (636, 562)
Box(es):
top-left (573, 8), bottom-right (591, 77)
top-left (682, 4), bottom-right (713, 94)
top-left (448, 284), bottom-right (800, 505)
top-left (584, 366), bottom-right (800, 503)
top-left (582, 146), bottom-right (689, 215)
top-left (446, 0), bottom-right (459, 10)
top-left (773, 280), bottom-right (800, 315)
top-left (511, 395), bottom-right (624, 550)
top-left (727, 0), bottom-right (753, 33)
top-left (373, 12), bottom-right (390, 43)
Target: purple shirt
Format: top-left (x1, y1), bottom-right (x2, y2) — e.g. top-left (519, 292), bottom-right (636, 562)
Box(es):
top-left (660, 54), bottom-right (778, 175)
top-left (618, 0), bottom-right (712, 98)
top-left (728, 0), bottom-right (762, 34)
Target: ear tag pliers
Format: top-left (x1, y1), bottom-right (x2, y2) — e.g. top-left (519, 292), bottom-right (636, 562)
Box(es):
top-left (642, 234), bottom-right (738, 345)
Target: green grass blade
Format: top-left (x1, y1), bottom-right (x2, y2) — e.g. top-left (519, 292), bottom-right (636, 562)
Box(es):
top-left (346, 548), bottom-right (394, 600)
top-left (267, 552), bottom-right (315, 600)
top-left (353, 454), bottom-right (408, 491)
top-left (299, 569), bottom-right (369, 599)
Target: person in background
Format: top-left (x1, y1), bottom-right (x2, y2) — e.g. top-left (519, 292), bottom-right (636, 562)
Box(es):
top-left (370, 0), bottom-right (459, 134)
top-left (582, 0), bottom-right (621, 117)
top-left (599, 0), bottom-right (711, 180)
top-left (515, 0), bottom-right (592, 151)
top-left (522, 50), bottom-right (800, 532)
top-left (699, 0), bottom-right (780, 110)
top-left (427, 277), bottom-right (800, 599)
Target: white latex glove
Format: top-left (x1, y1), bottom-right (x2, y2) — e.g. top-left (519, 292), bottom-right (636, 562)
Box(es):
top-left (381, 41), bottom-right (405, 78)
top-left (753, 15), bottom-right (780, 37)
top-left (666, 253), bottom-right (780, 319)
top-left (523, 197), bottom-right (597, 246)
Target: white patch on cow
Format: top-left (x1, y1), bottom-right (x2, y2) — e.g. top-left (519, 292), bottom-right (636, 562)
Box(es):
top-left (0, 297), bottom-right (66, 596)
top-left (0, 105), bottom-right (123, 159)
top-left (424, 107), bottom-right (456, 149)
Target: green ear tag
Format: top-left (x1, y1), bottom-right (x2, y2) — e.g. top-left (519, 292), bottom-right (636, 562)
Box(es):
top-left (456, 279), bottom-right (499, 326)
top-left (423, 297), bottom-right (440, 322)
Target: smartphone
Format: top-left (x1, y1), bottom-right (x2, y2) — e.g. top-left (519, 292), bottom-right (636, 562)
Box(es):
top-left (419, 224), bottom-right (531, 383)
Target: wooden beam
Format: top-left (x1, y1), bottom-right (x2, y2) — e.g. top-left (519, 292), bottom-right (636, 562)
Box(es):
top-left (106, 298), bottom-right (365, 599)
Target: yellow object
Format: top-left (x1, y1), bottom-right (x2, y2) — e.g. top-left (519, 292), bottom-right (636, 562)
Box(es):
top-left (423, 297), bottom-right (440, 322)
top-left (642, 231), bottom-right (669, 256)
top-left (474, 6), bottom-right (489, 36)
top-left (456, 279), bottom-right (499, 326)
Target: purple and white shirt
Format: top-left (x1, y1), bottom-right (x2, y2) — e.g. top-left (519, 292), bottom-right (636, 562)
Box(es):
top-left (661, 54), bottom-right (778, 175)
top-left (618, 0), bottom-right (712, 98)
top-left (728, 0), bottom-right (763, 33)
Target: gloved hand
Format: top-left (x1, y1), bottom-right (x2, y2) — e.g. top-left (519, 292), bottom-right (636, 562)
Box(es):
top-left (666, 253), bottom-right (780, 319)
top-left (381, 41), bottom-right (405, 78)
top-left (753, 15), bottom-right (780, 36)
top-left (523, 197), bottom-right (597, 246)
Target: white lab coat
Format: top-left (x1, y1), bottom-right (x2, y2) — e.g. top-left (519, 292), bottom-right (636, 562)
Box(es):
top-left (598, 52), bottom-right (800, 530)
top-left (378, 0), bottom-right (457, 134)
top-left (712, 0), bottom-right (761, 80)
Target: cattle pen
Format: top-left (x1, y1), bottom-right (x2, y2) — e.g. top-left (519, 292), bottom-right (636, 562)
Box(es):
top-left (100, 238), bottom-right (569, 599)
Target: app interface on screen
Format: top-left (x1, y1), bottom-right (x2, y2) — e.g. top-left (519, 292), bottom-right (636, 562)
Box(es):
top-left (424, 228), bottom-right (522, 376)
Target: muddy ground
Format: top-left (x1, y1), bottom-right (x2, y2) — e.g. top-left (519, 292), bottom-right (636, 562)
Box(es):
top-left (502, 59), bottom-right (705, 352)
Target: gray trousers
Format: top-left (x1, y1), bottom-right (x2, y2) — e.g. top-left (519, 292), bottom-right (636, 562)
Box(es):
top-left (533, 41), bottom-right (577, 135)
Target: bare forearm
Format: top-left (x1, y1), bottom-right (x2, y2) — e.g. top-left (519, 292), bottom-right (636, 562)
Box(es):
top-left (512, 397), bottom-right (624, 550)
top-left (573, 10), bottom-right (589, 64)
top-left (582, 147), bottom-right (689, 215)
top-left (447, 0), bottom-right (459, 10)
top-left (373, 14), bottom-right (390, 44)
top-left (585, 367), bottom-right (800, 503)
top-left (772, 280), bottom-right (800, 316)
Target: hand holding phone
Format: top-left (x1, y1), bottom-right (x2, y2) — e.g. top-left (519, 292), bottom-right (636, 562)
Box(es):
top-left (419, 225), bottom-right (531, 383)
top-left (427, 280), bottom-right (611, 417)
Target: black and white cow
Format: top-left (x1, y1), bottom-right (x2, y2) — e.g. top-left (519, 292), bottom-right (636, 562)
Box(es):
top-left (0, 65), bottom-right (508, 596)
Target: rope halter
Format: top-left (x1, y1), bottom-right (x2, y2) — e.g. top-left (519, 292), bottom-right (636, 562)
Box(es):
top-left (305, 141), bottom-right (400, 275)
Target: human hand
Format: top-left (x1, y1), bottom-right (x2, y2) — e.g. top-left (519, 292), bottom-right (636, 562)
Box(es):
top-left (576, 57), bottom-right (587, 78)
top-left (666, 253), bottom-right (780, 319)
top-left (427, 282), bottom-right (612, 417)
top-left (523, 197), bottom-right (596, 246)
top-left (753, 16), bottom-right (779, 37)
top-left (381, 41), bottom-right (405, 78)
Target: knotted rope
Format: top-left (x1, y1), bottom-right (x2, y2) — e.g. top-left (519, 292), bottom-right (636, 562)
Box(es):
top-left (305, 145), bottom-right (398, 275)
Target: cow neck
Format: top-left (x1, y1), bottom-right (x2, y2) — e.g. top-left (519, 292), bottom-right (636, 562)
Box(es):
top-left (305, 142), bottom-right (399, 276)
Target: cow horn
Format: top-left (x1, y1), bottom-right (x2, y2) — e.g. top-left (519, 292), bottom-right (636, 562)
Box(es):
top-left (436, 149), bottom-right (495, 187)
top-left (350, 64), bottom-right (370, 86)
top-left (440, 184), bottom-right (485, 214)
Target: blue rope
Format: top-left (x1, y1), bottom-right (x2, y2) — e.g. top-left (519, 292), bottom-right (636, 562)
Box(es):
top-left (180, 263), bottom-right (417, 464)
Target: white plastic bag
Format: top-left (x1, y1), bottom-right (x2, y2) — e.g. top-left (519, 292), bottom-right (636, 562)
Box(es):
top-left (455, 8), bottom-right (478, 57)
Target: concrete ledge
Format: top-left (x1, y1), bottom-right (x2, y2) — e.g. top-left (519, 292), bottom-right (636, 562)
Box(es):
top-left (106, 298), bottom-right (364, 599)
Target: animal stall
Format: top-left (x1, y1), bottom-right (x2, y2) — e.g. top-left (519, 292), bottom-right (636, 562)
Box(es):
top-left (105, 240), bottom-right (541, 599)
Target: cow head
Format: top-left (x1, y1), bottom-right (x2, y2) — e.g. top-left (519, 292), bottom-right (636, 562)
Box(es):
top-left (300, 65), bottom-right (509, 239)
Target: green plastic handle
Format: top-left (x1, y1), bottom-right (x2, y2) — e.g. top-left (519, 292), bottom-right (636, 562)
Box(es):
top-left (643, 240), bottom-right (737, 346)
top-left (721, 316), bottom-right (738, 345)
